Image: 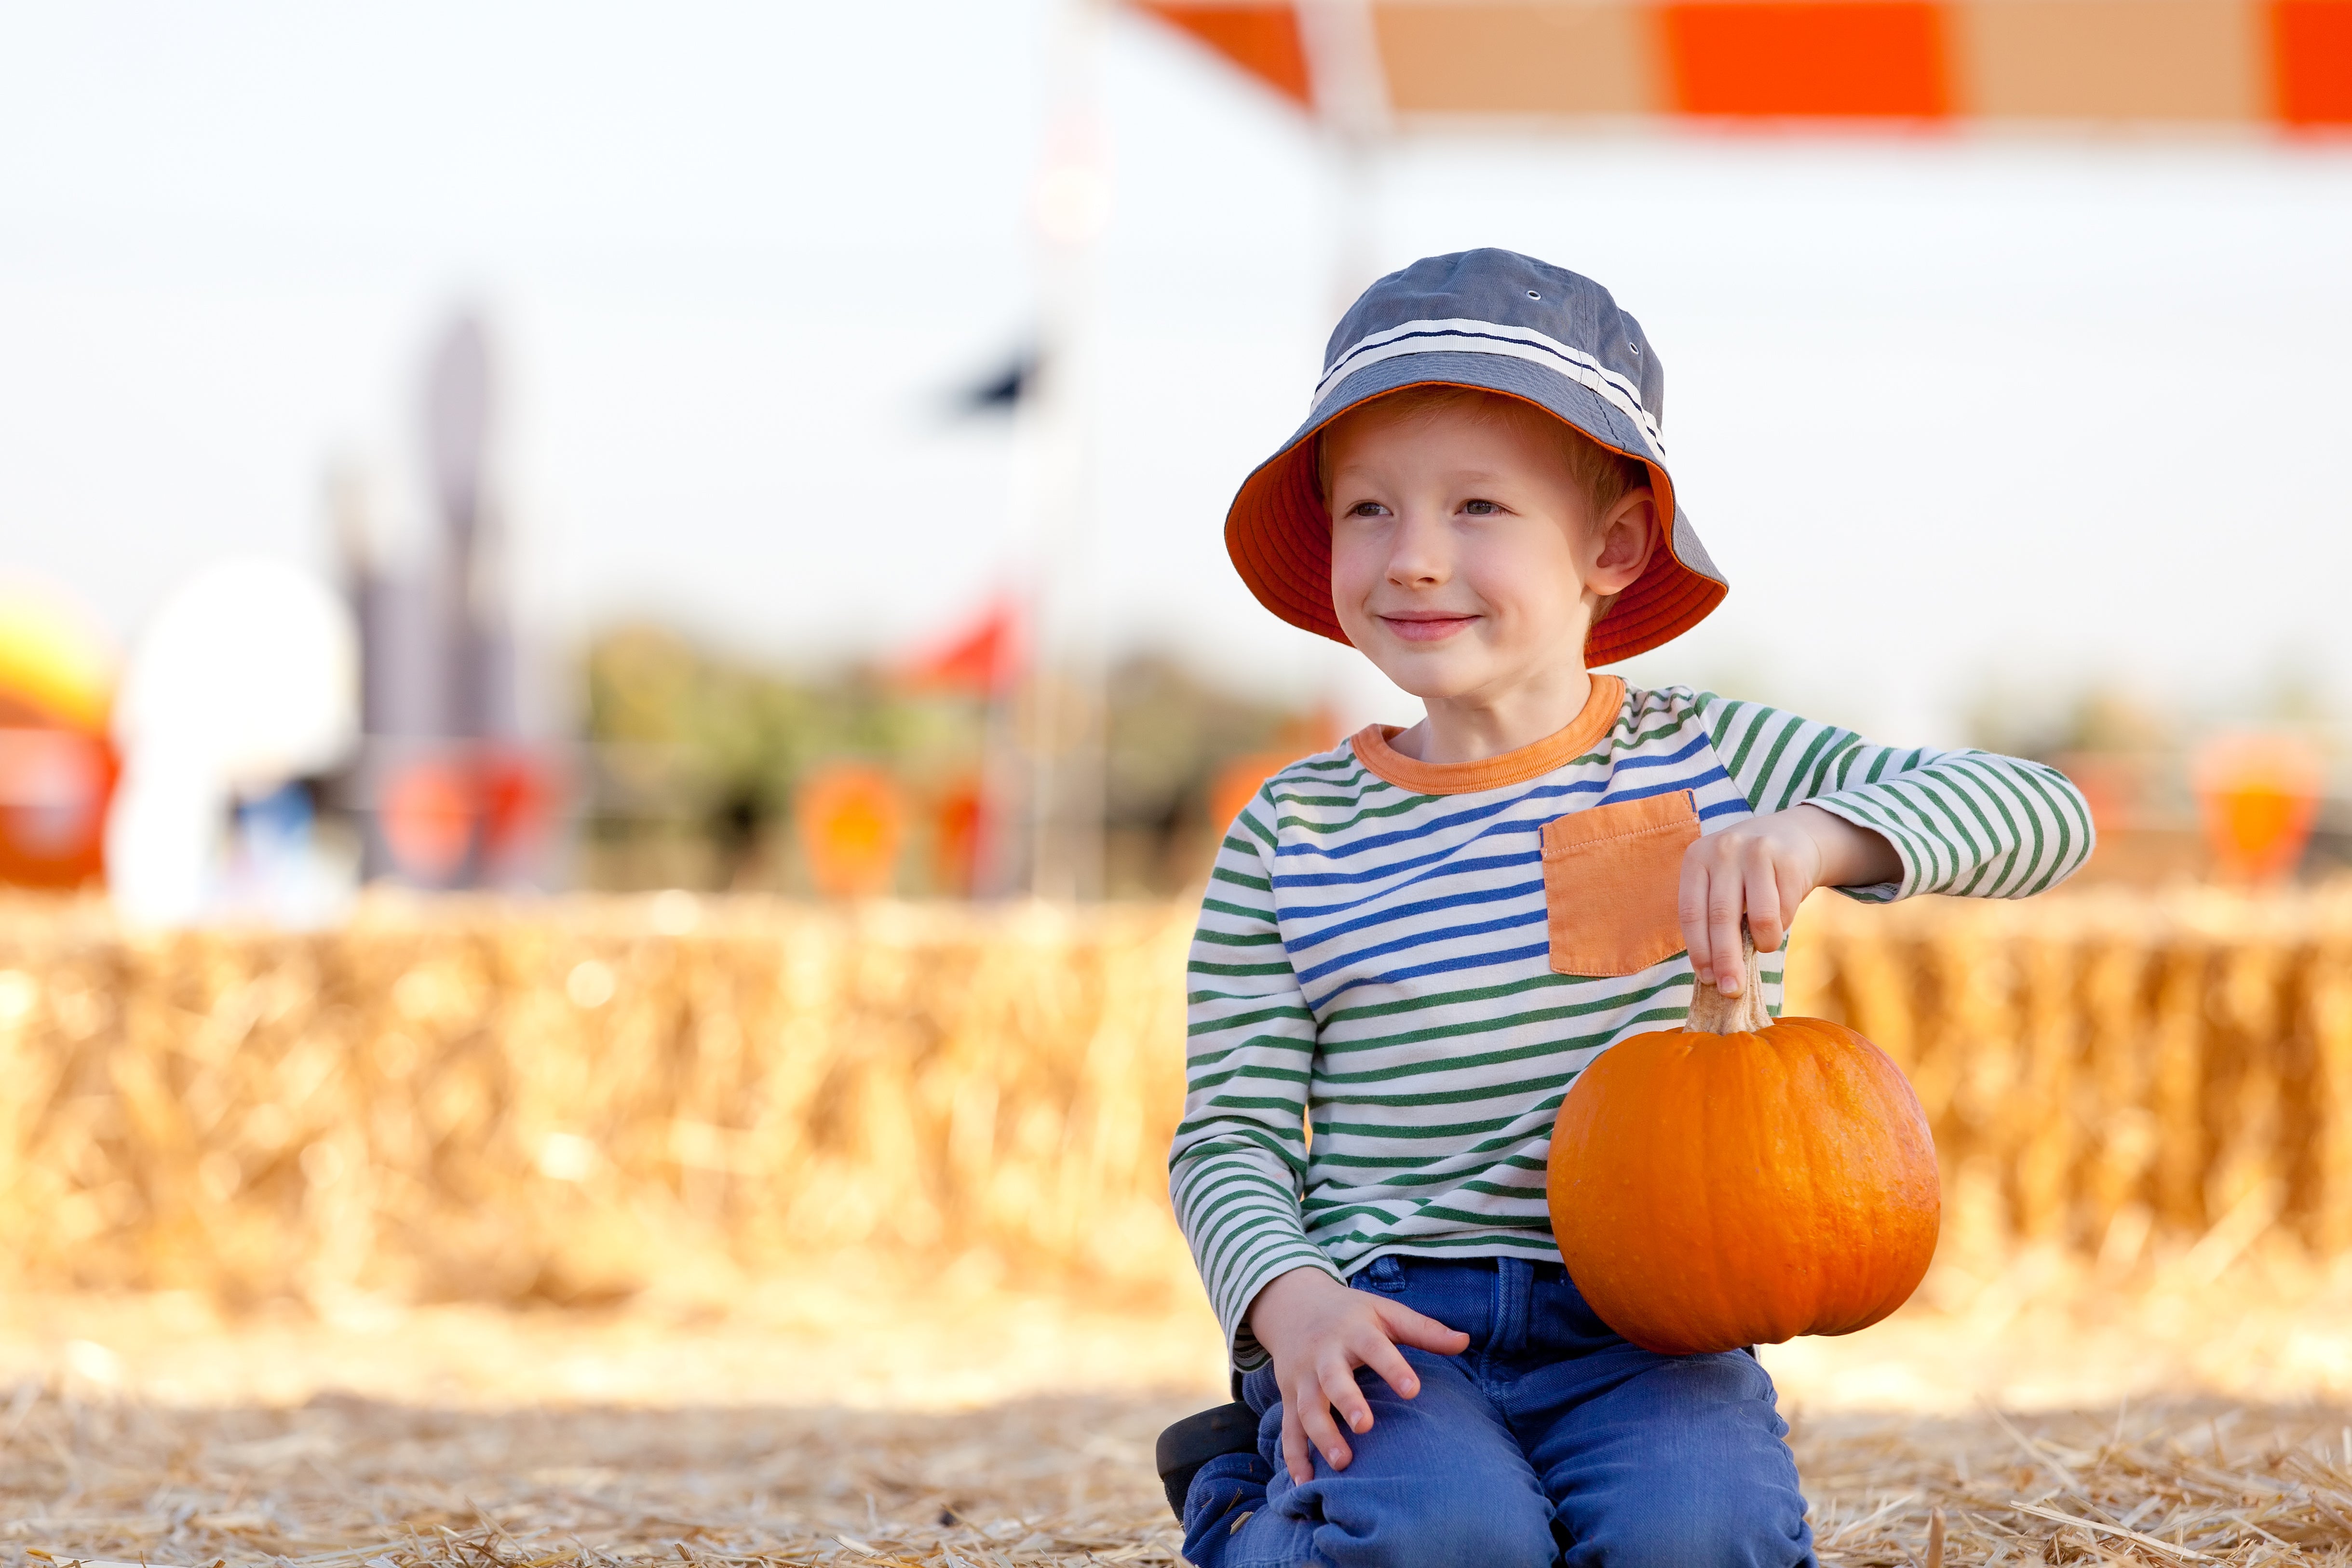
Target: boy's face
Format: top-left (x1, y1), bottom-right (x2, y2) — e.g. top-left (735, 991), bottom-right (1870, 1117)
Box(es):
top-left (1324, 395), bottom-right (1658, 706)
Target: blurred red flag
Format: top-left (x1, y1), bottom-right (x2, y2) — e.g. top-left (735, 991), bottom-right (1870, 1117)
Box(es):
top-left (899, 600), bottom-right (1020, 696)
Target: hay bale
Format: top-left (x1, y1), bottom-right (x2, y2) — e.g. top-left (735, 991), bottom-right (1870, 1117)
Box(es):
top-left (4, 884), bottom-right (2352, 1308)
top-left (0, 895), bottom-right (1196, 1308)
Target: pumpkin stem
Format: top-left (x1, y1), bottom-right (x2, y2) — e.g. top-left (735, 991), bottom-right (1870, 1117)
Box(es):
top-left (1685, 927), bottom-right (1771, 1034)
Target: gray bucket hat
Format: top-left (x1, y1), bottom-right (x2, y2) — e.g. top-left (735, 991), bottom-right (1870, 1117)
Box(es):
top-left (1224, 248), bottom-right (1727, 666)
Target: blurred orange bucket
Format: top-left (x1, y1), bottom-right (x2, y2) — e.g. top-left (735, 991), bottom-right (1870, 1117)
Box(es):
top-left (2191, 732), bottom-right (2325, 883)
top-left (797, 763), bottom-right (906, 898)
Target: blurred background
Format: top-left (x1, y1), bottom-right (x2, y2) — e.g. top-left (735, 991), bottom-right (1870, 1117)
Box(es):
top-left (6, 9), bottom-right (2352, 1557)
top-left (2, 0), bottom-right (2348, 910)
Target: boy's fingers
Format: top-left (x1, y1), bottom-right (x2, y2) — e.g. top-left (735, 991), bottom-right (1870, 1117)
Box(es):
top-left (1778, 853), bottom-right (1808, 939)
top-left (1319, 1358), bottom-right (1373, 1436)
top-left (1353, 1334), bottom-right (1421, 1404)
top-left (1317, 1363), bottom-right (1373, 1438)
top-left (1279, 1402), bottom-right (1313, 1484)
top-left (1744, 852), bottom-right (1784, 955)
top-left (1377, 1300), bottom-right (1470, 1359)
top-left (1678, 855), bottom-right (1715, 982)
top-left (1287, 1389), bottom-right (1344, 1478)
top-left (1294, 1378), bottom-right (1353, 1471)
top-left (1708, 865), bottom-right (1745, 995)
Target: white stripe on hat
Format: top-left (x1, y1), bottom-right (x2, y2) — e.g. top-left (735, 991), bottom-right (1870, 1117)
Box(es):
top-left (1310, 318), bottom-right (1667, 460)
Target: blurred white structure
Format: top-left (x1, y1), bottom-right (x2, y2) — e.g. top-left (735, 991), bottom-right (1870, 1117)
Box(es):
top-left (107, 558), bottom-right (360, 927)
top-left (335, 311), bottom-right (561, 892)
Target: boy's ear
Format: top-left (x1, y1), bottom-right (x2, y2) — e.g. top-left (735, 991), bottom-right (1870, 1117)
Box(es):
top-left (1585, 487), bottom-right (1661, 596)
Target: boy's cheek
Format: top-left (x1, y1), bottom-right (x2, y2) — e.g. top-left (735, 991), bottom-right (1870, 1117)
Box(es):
top-left (1327, 548), bottom-right (1379, 618)
top-left (1329, 601), bottom-right (1380, 659)
top-left (1326, 570), bottom-right (1394, 654)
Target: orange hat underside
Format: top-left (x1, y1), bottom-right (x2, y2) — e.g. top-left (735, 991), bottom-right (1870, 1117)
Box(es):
top-left (1224, 386), bottom-right (1726, 668)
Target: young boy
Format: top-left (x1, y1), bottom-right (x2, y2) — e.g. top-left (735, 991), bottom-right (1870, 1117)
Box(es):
top-left (1168, 249), bottom-right (2091, 1568)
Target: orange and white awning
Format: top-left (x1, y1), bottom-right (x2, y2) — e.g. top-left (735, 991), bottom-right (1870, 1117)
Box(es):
top-left (1135, 0), bottom-right (2352, 127)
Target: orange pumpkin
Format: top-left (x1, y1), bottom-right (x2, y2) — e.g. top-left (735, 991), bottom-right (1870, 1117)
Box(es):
top-left (1547, 935), bottom-right (1940, 1355)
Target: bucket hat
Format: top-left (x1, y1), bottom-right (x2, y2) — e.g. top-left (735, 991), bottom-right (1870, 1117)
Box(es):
top-left (1225, 248), bottom-right (1727, 666)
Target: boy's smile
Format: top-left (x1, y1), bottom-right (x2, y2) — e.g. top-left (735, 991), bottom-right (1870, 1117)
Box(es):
top-left (1379, 609), bottom-right (1478, 642)
top-left (1323, 390), bottom-right (1658, 765)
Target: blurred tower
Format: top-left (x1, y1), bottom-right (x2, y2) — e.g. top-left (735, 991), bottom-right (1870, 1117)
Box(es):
top-left (426, 313), bottom-right (521, 747)
top-left (337, 310), bottom-right (551, 889)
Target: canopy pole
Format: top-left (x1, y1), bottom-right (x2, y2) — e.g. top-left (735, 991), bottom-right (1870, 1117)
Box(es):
top-left (1013, 0), bottom-right (1111, 902)
top-left (1300, 0), bottom-right (1391, 316)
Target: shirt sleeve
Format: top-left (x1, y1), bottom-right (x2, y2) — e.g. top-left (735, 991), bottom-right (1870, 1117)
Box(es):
top-left (1693, 692), bottom-right (2095, 903)
top-left (1167, 788), bottom-right (1336, 1370)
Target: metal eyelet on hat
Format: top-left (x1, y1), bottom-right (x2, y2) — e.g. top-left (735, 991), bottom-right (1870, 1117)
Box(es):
top-left (1526, 289), bottom-right (1541, 299)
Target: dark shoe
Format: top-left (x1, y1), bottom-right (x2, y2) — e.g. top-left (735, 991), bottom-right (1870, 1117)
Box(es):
top-left (1154, 1400), bottom-right (1260, 1519)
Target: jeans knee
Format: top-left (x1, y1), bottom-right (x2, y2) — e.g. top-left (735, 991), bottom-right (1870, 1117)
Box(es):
top-left (1182, 1451), bottom-right (1273, 1568)
top-left (1230, 1472), bottom-right (1552, 1568)
top-left (1433, 1503), bottom-right (1555, 1568)
top-left (1578, 1489), bottom-right (1812, 1568)
top-left (1361, 1487), bottom-right (1554, 1568)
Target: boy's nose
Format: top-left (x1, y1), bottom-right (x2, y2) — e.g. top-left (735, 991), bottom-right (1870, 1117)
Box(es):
top-left (1385, 513), bottom-right (1452, 585)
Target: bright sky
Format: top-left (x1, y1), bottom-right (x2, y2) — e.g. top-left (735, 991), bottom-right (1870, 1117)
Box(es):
top-left (3, 1), bottom-right (2349, 747)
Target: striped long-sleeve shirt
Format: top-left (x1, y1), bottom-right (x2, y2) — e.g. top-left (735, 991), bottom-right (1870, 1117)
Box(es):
top-left (1169, 676), bottom-right (2093, 1368)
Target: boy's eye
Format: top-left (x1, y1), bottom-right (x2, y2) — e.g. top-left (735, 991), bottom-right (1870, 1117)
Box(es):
top-left (1345, 500), bottom-right (1388, 518)
top-left (1462, 499), bottom-right (1501, 515)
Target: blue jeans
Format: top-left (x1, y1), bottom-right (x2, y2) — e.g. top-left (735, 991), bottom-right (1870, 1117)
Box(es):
top-left (1181, 1256), bottom-right (1815, 1568)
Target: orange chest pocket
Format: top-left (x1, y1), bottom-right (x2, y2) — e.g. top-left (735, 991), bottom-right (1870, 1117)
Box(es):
top-left (1539, 790), bottom-right (1702, 978)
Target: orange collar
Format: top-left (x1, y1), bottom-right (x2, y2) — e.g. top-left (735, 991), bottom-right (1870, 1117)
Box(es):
top-left (1350, 675), bottom-right (1625, 796)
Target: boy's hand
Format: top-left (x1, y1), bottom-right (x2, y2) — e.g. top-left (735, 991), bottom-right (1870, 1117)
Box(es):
top-left (1245, 1265), bottom-right (1471, 1483)
top-left (1679, 805), bottom-right (1901, 995)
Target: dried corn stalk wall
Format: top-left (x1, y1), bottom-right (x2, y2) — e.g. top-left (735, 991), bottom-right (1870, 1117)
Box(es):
top-left (0, 896), bottom-right (1196, 1306)
top-left (1785, 884), bottom-right (2352, 1267)
top-left (0, 886), bottom-right (2348, 1308)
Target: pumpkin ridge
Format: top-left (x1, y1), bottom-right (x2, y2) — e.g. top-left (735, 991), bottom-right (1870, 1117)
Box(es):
top-left (1764, 1030), bottom-right (1821, 1344)
top-left (1800, 1037), bottom-right (1856, 1332)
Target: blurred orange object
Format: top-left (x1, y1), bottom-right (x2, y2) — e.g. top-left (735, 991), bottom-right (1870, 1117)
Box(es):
top-left (797, 764), bottom-right (906, 898)
top-left (931, 777), bottom-right (984, 896)
top-left (0, 583), bottom-right (114, 734)
top-left (479, 748), bottom-right (560, 875)
top-left (2275, 0), bottom-right (2352, 127)
top-left (0, 729), bottom-right (114, 888)
top-left (379, 746), bottom-right (564, 885)
top-left (1209, 750), bottom-right (1305, 834)
top-left (2191, 732), bottom-right (2325, 883)
top-left (382, 758), bottom-right (476, 881)
top-left (0, 577), bottom-right (117, 887)
top-left (1135, 2), bottom-right (1311, 107)
top-left (1135, 0), bottom-right (2352, 131)
top-left (1662, 1), bottom-right (1948, 118)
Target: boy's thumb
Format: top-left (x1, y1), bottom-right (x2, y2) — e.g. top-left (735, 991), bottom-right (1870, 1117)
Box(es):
top-left (1379, 1300), bottom-right (1471, 1353)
